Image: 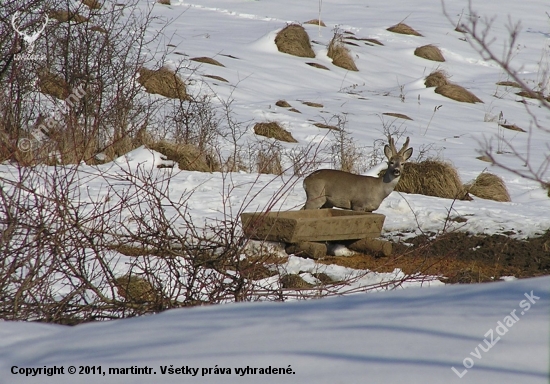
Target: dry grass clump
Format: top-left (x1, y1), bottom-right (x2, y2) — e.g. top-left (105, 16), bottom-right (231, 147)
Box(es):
top-left (496, 81), bottom-right (522, 88)
top-left (280, 274), bottom-right (314, 289)
top-left (115, 275), bottom-right (157, 303)
top-left (393, 160), bottom-right (471, 200)
top-left (190, 57), bottom-right (225, 67)
top-left (313, 122), bottom-right (339, 130)
top-left (203, 74), bottom-right (228, 82)
top-left (138, 67), bottom-right (188, 100)
top-left (39, 71), bottom-right (70, 99)
top-left (82, 0), bottom-right (102, 9)
top-left (424, 70), bottom-right (449, 88)
top-left (465, 173), bottom-right (511, 202)
top-left (304, 19), bottom-right (326, 27)
top-left (499, 123), bottom-right (526, 132)
top-left (156, 0), bottom-right (170, 4)
top-left (256, 148), bottom-right (283, 175)
top-left (302, 101), bottom-right (323, 108)
top-left (327, 36), bottom-right (358, 71)
top-left (383, 112), bottom-right (413, 120)
top-left (435, 84), bottom-right (483, 103)
top-left (387, 23), bottom-right (423, 36)
top-left (275, 24), bottom-right (315, 58)
top-left (253, 122), bottom-right (298, 143)
top-left (414, 44), bottom-right (445, 62)
top-left (306, 62), bottom-right (330, 70)
top-left (149, 140), bottom-right (218, 172)
top-left (49, 10), bottom-right (89, 23)
top-left (276, 100), bottom-right (292, 107)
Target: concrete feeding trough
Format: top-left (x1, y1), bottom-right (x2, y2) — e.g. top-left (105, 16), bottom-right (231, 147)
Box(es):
top-left (240, 209), bottom-right (391, 259)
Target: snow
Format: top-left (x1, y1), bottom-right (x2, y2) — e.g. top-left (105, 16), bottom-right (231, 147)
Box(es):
top-left (1, 0), bottom-right (550, 381)
top-left (1, 276), bottom-right (548, 383)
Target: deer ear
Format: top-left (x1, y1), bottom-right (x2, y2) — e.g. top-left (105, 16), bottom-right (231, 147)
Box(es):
top-left (403, 147), bottom-right (413, 161)
top-left (384, 145), bottom-right (392, 159)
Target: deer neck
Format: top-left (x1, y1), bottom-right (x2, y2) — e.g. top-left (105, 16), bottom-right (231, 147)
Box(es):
top-left (381, 169), bottom-right (400, 194)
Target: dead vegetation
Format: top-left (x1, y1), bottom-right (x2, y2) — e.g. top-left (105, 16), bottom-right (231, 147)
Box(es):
top-left (275, 24), bottom-right (315, 58)
top-left (82, 0), bottom-right (102, 9)
top-left (313, 122), bottom-right (339, 130)
top-left (203, 74), bottom-right (228, 83)
top-left (327, 34), bottom-right (358, 71)
top-left (190, 57), bottom-right (225, 67)
top-left (393, 160), bottom-right (471, 200)
top-left (49, 10), bottom-right (88, 23)
top-left (138, 67), bottom-right (188, 100)
top-left (304, 19), bottom-right (326, 27)
top-left (302, 101), bottom-right (323, 108)
top-left (149, 140), bottom-right (218, 172)
top-left (253, 122), bottom-right (298, 143)
top-left (414, 44), bottom-right (445, 62)
top-left (387, 22), bottom-right (423, 36)
top-left (499, 123), bottom-right (526, 132)
top-left (496, 81), bottom-right (522, 88)
top-left (435, 84), bottom-right (483, 103)
top-left (424, 69), bottom-right (449, 88)
top-left (382, 112), bottom-right (412, 120)
top-left (306, 62), bottom-right (330, 70)
top-left (38, 71), bottom-right (70, 100)
top-left (465, 172), bottom-right (511, 202)
top-left (156, 0), bottom-right (170, 4)
top-left (275, 100), bottom-right (292, 108)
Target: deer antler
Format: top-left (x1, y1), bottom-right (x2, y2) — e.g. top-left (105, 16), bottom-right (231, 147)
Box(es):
top-left (398, 137), bottom-right (410, 155)
top-left (387, 135), bottom-right (398, 154)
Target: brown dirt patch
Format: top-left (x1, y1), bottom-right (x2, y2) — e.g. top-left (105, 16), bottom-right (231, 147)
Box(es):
top-left (320, 231), bottom-right (550, 283)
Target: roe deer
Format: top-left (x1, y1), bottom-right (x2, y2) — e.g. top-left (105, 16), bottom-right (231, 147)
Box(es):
top-left (303, 135), bottom-right (413, 212)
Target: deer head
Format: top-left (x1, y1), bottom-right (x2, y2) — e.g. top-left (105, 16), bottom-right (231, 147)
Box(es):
top-left (11, 11), bottom-right (49, 53)
top-left (383, 135), bottom-right (412, 178)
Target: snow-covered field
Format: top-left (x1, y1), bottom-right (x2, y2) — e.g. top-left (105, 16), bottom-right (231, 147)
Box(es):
top-left (1, 0), bottom-right (549, 382)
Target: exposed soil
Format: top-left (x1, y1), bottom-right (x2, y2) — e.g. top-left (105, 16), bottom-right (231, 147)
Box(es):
top-left (319, 231), bottom-right (550, 284)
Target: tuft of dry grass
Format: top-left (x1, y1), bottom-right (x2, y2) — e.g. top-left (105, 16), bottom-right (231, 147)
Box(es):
top-left (275, 24), bottom-right (315, 58)
top-left (465, 172), bottom-right (511, 202)
top-left (203, 74), bottom-right (228, 82)
top-left (306, 62), bottom-right (330, 70)
top-left (387, 22), bottom-right (423, 36)
top-left (49, 10), bottom-right (89, 23)
top-left (138, 67), bottom-right (188, 100)
top-left (435, 84), bottom-right (483, 103)
top-left (149, 140), bottom-right (218, 172)
top-left (190, 57), bottom-right (225, 67)
top-left (302, 101), bottom-right (323, 108)
top-left (424, 70), bottom-right (449, 88)
top-left (383, 112), bottom-right (413, 120)
top-left (156, 0), bottom-right (170, 4)
top-left (275, 100), bottom-right (292, 107)
top-left (327, 36), bottom-right (358, 71)
top-left (256, 148), bottom-right (283, 175)
top-left (304, 19), bottom-right (326, 27)
top-left (499, 123), bottom-right (526, 132)
top-left (280, 274), bottom-right (314, 289)
top-left (391, 160), bottom-right (471, 200)
top-left (115, 275), bottom-right (158, 303)
top-left (496, 81), bottom-right (522, 88)
top-left (253, 122), bottom-right (298, 143)
top-left (39, 71), bottom-right (70, 100)
top-left (82, 0), bottom-right (102, 9)
top-left (313, 122), bottom-right (339, 130)
top-left (414, 44), bottom-right (445, 62)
